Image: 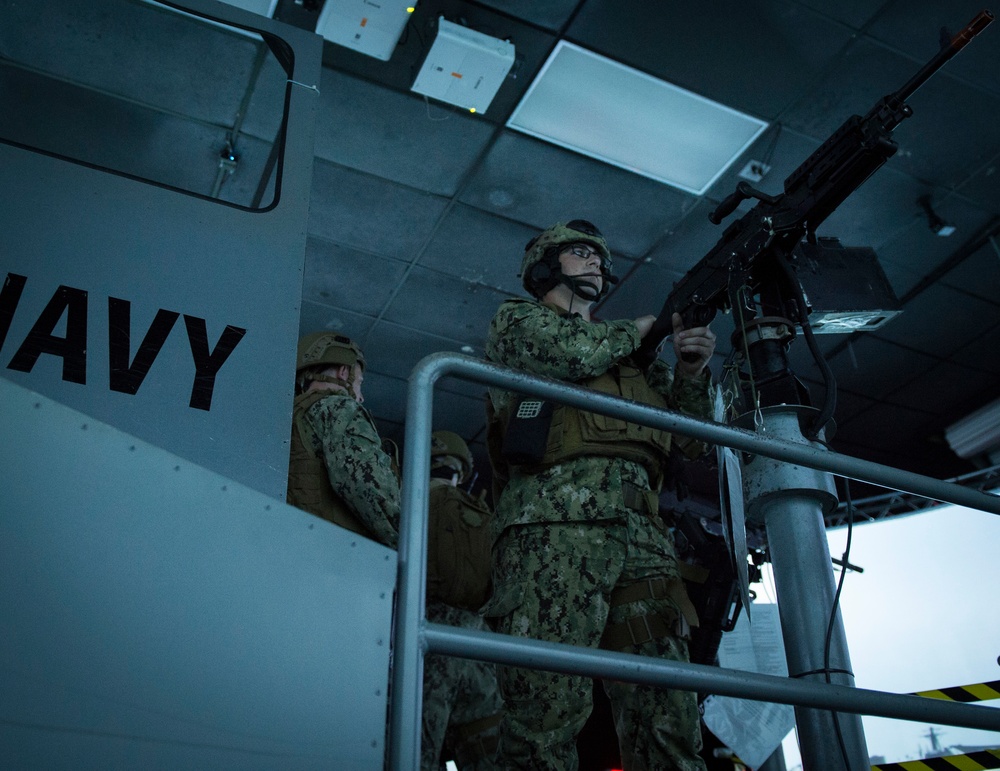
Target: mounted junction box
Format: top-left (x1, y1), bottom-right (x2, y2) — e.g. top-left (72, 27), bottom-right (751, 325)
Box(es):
top-left (315, 0), bottom-right (415, 61)
top-left (411, 17), bottom-right (515, 114)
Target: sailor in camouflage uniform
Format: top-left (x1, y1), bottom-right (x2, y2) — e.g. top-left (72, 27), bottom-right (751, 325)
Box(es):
top-left (286, 332), bottom-right (399, 548)
top-left (421, 431), bottom-right (504, 770)
top-left (482, 221), bottom-right (716, 771)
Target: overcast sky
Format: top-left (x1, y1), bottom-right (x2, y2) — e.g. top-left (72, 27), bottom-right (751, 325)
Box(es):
top-left (768, 499), bottom-right (1000, 767)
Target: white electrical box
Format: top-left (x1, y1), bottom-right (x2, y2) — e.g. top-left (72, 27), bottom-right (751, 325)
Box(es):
top-left (315, 0), bottom-right (415, 62)
top-left (411, 18), bottom-right (515, 114)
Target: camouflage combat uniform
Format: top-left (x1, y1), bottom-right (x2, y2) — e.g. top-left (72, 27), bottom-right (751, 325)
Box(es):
top-left (422, 602), bottom-right (503, 770)
top-left (287, 391), bottom-right (399, 548)
top-left (483, 298), bottom-right (712, 771)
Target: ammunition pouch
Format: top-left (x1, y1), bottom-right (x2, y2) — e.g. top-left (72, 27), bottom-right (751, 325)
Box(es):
top-left (426, 481), bottom-right (493, 610)
top-left (599, 576), bottom-right (700, 650)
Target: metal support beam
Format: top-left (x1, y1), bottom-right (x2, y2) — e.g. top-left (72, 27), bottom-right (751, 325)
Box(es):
top-left (743, 407), bottom-right (867, 768)
top-left (421, 623), bottom-right (1000, 733)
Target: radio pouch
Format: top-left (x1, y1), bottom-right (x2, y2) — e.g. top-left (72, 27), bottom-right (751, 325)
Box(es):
top-left (501, 396), bottom-right (554, 466)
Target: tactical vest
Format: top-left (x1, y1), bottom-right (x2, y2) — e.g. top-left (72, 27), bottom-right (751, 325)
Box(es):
top-left (492, 364), bottom-right (674, 491)
top-left (286, 391), bottom-right (377, 541)
top-left (426, 480), bottom-right (493, 610)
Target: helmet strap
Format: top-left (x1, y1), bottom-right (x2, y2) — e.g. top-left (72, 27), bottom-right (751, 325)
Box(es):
top-left (559, 273), bottom-right (602, 302)
top-left (309, 368), bottom-right (358, 401)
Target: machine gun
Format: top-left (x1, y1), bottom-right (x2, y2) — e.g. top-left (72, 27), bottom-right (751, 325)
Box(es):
top-left (635, 11), bottom-right (995, 382)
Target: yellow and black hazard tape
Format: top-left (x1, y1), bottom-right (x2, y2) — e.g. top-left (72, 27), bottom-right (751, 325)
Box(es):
top-left (869, 680), bottom-right (1000, 770)
top-left (871, 748), bottom-right (1000, 770)
top-left (914, 679), bottom-right (1000, 703)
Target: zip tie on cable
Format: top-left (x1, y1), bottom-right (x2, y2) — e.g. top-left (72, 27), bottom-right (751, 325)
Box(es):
top-left (288, 80), bottom-right (320, 94)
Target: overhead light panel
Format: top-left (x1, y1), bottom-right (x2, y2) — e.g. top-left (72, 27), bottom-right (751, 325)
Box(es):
top-left (411, 18), bottom-right (515, 114)
top-left (946, 397), bottom-right (1000, 462)
top-left (507, 42), bottom-right (768, 195)
top-left (315, 0), bottom-right (415, 61)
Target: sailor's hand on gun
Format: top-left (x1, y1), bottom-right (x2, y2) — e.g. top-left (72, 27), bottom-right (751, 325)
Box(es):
top-left (672, 312), bottom-right (715, 379)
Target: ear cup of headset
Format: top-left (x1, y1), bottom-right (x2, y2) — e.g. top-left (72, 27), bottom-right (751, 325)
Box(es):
top-left (528, 260), bottom-right (552, 284)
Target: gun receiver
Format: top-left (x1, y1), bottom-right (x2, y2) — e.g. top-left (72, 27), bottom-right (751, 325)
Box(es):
top-left (635, 10), bottom-right (994, 368)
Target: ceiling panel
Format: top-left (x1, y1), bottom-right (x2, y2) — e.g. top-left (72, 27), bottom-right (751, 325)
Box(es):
top-left (885, 360), bottom-right (998, 416)
top-left (886, 74), bottom-right (1000, 189)
top-left (362, 320), bottom-right (479, 378)
top-left (312, 69), bottom-right (497, 196)
top-left (792, 0), bottom-right (888, 29)
top-left (471, 0), bottom-right (580, 32)
top-left (813, 164), bottom-right (929, 251)
top-left (417, 205), bottom-right (539, 295)
top-left (781, 38), bottom-right (928, 141)
top-left (872, 282), bottom-right (1000, 354)
top-left (866, 0), bottom-right (1000, 92)
top-left (958, 159), bottom-right (1000, 212)
top-left (823, 336), bottom-right (938, 399)
top-left (360, 372), bottom-right (410, 424)
top-left (307, 160), bottom-right (450, 258)
top-left (381, 267), bottom-right (510, 345)
top-left (298, 300), bottom-right (377, 342)
top-left (939, 239), bottom-right (1000, 303)
top-left (459, 131), bottom-right (693, 257)
top-left (834, 401), bottom-right (941, 454)
top-left (303, 237), bottom-right (410, 316)
top-left (568, 0), bottom-right (853, 121)
top-left (952, 320), bottom-right (1000, 374)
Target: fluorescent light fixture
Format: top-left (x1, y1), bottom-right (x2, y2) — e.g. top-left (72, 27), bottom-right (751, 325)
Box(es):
top-left (945, 397), bottom-right (1000, 460)
top-left (507, 42), bottom-right (768, 195)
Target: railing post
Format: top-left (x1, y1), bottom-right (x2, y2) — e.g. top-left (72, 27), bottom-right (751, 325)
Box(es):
top-left (385, 354), bottom-right (1000, 770)
top-left (387, 358), bottom-right (437, 769)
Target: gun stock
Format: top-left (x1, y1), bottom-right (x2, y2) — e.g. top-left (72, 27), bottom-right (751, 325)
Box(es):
top-left (634, 10), bottom-right (994, 368)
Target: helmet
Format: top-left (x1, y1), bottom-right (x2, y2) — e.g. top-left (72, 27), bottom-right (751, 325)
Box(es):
top-left (430, 430), bottom-right (474, 483)
top-left (519, 219), bottom-right (614, 298)
top-left (296, 332), bottom-right (365, 374)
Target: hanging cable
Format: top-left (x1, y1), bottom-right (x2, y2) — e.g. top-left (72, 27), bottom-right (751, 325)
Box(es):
top-left (774, 253), bottom-right (837, 440)
top-left (824, 477), bottom-right (856, 770)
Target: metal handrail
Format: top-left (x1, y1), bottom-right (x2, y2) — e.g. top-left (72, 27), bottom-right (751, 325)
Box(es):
top-left (388, 352), bottom-right (1000, 769)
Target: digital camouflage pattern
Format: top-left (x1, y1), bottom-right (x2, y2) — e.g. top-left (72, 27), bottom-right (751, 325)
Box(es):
top-left (485, 298), bottom-right (713, 535)
top-left (486, 299), bottom-right (711, 421)
top-left (300, 392), bottom-right (400, 548)
top-left (422, 602), bottom-right (503, 771)
top-left (486, 514), bottom-right (704, 771)
top-left (482, 297), bottom-right (712, 770)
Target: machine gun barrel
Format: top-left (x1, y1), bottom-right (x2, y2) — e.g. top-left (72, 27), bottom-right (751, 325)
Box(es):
top-left (633, 10), bottom-right (994, 368)
top-left (895, 9), bottom-right (995, 105)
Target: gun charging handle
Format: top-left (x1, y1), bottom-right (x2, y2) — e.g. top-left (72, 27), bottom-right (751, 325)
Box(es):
top-left (709, 181), bottom-right (783, 225)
